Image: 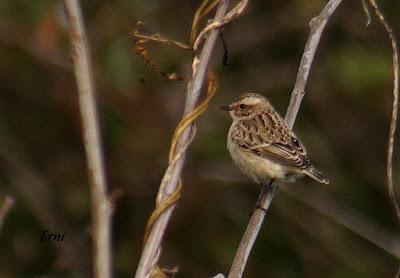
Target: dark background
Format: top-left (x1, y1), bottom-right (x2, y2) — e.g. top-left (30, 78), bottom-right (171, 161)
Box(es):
top-left (0, 0), bottom-right (399, 277)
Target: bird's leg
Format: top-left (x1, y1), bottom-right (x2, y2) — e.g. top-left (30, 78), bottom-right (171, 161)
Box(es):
top-left (249, 179), bottom-right (275, 216)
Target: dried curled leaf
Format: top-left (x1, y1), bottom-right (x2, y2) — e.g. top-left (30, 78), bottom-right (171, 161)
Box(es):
top-left (131, 21), bottom-right (191, 82)
top-left (190, 0), bottom-right (221, 46)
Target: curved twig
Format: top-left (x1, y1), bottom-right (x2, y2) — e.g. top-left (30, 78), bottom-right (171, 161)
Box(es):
top-left (366, 0), bottom-right (400, 225)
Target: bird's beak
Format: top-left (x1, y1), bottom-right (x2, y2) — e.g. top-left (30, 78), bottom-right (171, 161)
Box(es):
top-left (218, 105), bottom-right (233, 111)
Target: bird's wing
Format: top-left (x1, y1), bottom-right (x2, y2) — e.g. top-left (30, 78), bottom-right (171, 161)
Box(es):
top-left (249, 141), bottom-right (311, 169)
top-left (231, 117), bottom-right (311, 169)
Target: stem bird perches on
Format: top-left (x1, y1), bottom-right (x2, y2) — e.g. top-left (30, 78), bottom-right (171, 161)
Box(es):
top-left (228, 0), bottom-right (344, 277)
top-left (135, 0), bottom-right (250, 277)
top-left (228, 1), bottom-right (400, 277)
top-left (63, 1), bottom-right (112, 277)
top-left (284, 0), bottom-right (344, 129)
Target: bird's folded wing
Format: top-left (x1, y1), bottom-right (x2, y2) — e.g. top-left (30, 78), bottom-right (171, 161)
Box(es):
top-left (234, 134), bottom-right (310, 169)
top-left (250, 143), bottom-right (310, 169)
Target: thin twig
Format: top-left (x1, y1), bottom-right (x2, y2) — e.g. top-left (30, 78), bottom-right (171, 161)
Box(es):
top-left (63, 1), bottom-right (112, 278)
top-left (193, 0), bottom-right (249, 52)
top-left (361, 0), bottom-right (371, 26)
top-left (204, 163), bottom-right (400, 259)
top-left (366, 0), bottom-right (400, 225)
top-left (0, 195), bottom-right (15, 231)
top-left (366, 0), bottom-right (400, 274)
top-left (228, 1), bottom-right (343, 277)
top-left (132, 33), bottom-right (191, 50)
top-left (228, 184), bottom-right (277, 278)
top-left (284, 0), bottom-right (344, 130)
top-left (135, 1), bottom-right (231, 277)
top-left (283, 185), bottom-right (400, 259)
top-left (190, 0), bottom-right (220, 46)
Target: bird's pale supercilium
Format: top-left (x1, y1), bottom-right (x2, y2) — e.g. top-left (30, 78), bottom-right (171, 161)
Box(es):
top-left (219, 93), bottom-right (329, 185)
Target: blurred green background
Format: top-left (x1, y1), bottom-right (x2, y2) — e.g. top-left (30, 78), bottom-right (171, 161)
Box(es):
top-left (0, 0), bottom-right (400, 277)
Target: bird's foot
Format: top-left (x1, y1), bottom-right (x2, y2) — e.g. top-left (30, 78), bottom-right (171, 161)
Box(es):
top-left (248, 179), bottom-right (275, 216)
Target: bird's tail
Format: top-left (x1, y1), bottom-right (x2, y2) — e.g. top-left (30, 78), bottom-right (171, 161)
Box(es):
top-left (304, 166), bottom-right (329, 184)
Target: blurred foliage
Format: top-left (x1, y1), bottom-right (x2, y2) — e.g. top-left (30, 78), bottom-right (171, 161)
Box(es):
top-left (0, 0), bottom-right (400, 277)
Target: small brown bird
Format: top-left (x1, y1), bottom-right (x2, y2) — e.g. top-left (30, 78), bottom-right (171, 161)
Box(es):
top-left (219, 93), bottom-right (329, 185)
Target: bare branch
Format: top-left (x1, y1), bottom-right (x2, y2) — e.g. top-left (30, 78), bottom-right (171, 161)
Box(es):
top-left (63, 1), bottom-right (112, 277)
top-left (228, 1), bottom-right (343, 277)
top-left (0, 195), bottom-right (15, 231)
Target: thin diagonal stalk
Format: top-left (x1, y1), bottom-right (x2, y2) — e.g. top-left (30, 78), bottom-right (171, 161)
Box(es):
top-left (284, 0), bottom-right (344, 130)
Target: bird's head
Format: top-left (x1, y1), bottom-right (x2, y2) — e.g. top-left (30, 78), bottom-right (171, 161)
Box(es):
top-left (219, 93), bottom-right (269, 120)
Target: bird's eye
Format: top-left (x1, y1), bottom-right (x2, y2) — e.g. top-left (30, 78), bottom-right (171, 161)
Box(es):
top-left (292, 138), bottom-right (300, 148)
top-left (239, 104), bottom-right (247, 109)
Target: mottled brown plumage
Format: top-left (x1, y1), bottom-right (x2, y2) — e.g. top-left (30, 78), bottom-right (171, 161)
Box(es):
top-left (220, 93), bottom-right (329, 184)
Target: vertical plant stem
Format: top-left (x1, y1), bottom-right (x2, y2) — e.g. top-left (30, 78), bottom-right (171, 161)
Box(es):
top-left (63, 1), bottom-right (112, 277)
top-left (135, 2), bottom-right (231, 277)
